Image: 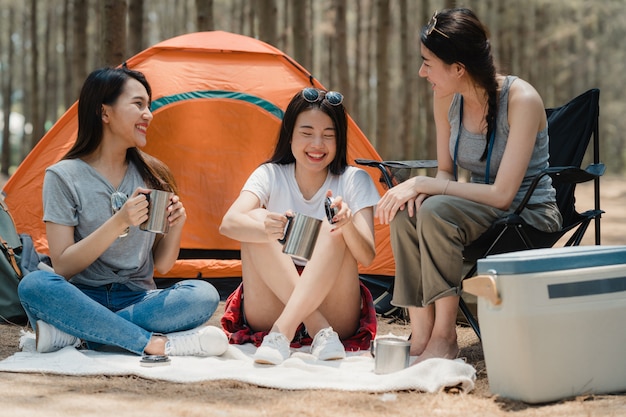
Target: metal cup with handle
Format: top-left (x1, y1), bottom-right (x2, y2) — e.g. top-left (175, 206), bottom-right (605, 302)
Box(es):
top-left (139, 190), bottom-right (173, 234)
top-left (370, 337), bottom-right (411, 374)
top-left (278, 213), bottom-right (322, 262)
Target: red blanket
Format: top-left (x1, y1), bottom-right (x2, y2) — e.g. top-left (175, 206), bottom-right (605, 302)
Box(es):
top-left (221, 281), bottom-right (377, 351)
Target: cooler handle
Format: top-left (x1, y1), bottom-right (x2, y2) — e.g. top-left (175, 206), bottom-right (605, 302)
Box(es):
top-left (463, 274), bottom-right (502, 306)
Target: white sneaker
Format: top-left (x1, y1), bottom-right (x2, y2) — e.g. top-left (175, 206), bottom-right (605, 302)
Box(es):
top-left (36, 320), bottom-right (81, 353)
top-left (164, 325), bottom-right (229, 357)
top-left (254, 332), bottom-right (291, 365)
top-left (311, 327), bottom-right (346, 361)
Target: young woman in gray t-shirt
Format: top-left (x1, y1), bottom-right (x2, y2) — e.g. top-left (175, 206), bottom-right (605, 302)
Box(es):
top-left (18, 67), bottom-right (227, 358)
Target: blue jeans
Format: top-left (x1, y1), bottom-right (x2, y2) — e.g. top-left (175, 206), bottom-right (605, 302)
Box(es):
top-left (18, 271), bottom-right (220, 355)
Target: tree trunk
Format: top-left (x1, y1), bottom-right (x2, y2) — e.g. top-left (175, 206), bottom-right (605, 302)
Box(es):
top-left (326, 18), bottom-right (335, 89)
top-left (43, 3), bottom-right (59, 130)
top-left (244, 3), bottom-right (252, 39)
top-left (101, 0), bottom-right (127, 67)
top-left (72, 0), bottom-right (87, 99)
top-left (2, 6), bottom-right (15, 175)
top-left (20, 6), bottom-right (31, 159)
top-left (291, 0), bottom-right (311, 72)
top-left (353, 0), bottom-right (364, 128)
top-left (62, 0), bottom-right (74, 108)
top-left (420, 4), bottom-right (436, 161)
top-left (30, 0), bottom-right (45, 149)
top-left (398, 0), bottom-right (413, 159)
top-left (128, 0), bottom-right (145, 57)
top-left (196, 0), bottom-right (214, 31)
top-left (365, 0), bottom-right (376, 142)
top-left (333, 0), bottom-right (351, 111)
top-left (375, 0), bottom-right (390, 157)
top-left (256, 0), bottom-right (277, 47)
top-left (177, 1), bottom-right (188, 37)
top-left (277, 0), bottom-right (289, 52)
top-left (229, 0), bottom-right (243, 34)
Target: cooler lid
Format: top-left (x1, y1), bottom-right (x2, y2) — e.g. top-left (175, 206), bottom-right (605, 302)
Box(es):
top-left (477, 245), bottom-right (626, 275)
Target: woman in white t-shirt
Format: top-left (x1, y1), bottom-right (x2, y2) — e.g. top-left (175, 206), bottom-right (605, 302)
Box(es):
top-left (220, 88), bottom-right (380, 365)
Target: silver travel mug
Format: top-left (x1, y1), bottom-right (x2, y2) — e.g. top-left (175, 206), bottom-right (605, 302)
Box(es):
top-left (278, 213), bottom-right (322, 261)
top-left (370, 337), bottom-right (411, 374)
top-left (139, 190), bottom-right (173, 234)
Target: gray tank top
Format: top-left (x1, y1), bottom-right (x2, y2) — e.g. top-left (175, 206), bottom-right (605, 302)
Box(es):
top-left (448, 75), bottom-right (556, 207)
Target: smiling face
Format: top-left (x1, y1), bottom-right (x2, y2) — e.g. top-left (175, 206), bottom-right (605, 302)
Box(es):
top-left (101, 78), bottom-right (153, 149)
top-left (291, 108), bottom-right (337, 177)
top-left (418, 43), bottom-right (460, 99)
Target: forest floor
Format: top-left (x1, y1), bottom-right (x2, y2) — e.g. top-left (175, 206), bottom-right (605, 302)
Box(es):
top-left (0, 176), bottom-right (624, 417)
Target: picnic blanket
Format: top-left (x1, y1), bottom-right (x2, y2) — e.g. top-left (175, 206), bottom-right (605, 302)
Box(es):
top-left (0, 332), bottom-right (476, 393)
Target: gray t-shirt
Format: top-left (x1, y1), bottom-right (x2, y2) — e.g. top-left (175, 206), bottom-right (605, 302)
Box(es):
top-left (43, 159), bottom-right (156, 290)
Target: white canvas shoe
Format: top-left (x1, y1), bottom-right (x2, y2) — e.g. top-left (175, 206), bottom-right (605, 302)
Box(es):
top-left (311, 327), bottom-right (346, 361)
top-left (254, 332), bottom-right (291, 365)
top-left (164, 325), bottom-right (229, 357)
top-left (36, 320), bottom-right (81, 353)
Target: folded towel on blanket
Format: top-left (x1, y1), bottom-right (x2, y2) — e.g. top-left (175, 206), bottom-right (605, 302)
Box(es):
top-left (0, 332), bottom-right (475, 393)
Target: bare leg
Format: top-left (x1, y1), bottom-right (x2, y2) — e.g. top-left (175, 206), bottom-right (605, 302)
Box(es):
top-left (144, 335), bottom-right (167, 355)
top-left (278, 251), bottom-right (360, 339)
top-left (273, 221), bottom-right (360, 340)
top-left (239, 239), bottom-right (305, 333)
top-left (407, 305), bottom-right (434, 356)
top-left (241, 218), bottom-right (360, 341)
top-left (412, 295), bottom-right (459, 364)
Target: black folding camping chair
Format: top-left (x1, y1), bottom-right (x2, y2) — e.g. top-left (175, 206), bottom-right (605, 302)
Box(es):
top-left (357, 88), bottom-right (604, 340)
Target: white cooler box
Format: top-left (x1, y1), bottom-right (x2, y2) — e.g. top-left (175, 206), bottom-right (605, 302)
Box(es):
top-left (464, 245), bottom-right (626, 403)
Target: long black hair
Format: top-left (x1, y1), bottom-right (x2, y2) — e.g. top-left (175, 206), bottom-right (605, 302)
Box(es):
top-left (64, 67), bottom-right (177, 193)
top-left (266, 89), bottom-right (348, 175)
top-left (421, 8), bottom-right (498, 161)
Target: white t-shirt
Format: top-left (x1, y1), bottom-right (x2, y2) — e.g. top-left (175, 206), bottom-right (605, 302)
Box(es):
top-left (242, 163), bottom-right (380, 221)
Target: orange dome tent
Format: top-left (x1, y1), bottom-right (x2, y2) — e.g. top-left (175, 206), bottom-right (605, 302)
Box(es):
top-left (2, 31), bottom-right (394, 279)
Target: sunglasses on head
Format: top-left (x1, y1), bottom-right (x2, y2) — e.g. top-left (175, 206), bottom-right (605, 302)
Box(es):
top-left (302, 88), bottom-right (344, 106)
top-left (426, 10), bottom-right (450, 39)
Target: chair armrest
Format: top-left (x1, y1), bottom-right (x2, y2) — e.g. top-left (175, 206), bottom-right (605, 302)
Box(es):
top-left (354, 159), bottom-right (438, 170)
top-left (548, 163), bottom-right (605, 183)
top-left (355, 159), bottom-right (438, 189)
top-left (514, 163), bottom-right (605, 216)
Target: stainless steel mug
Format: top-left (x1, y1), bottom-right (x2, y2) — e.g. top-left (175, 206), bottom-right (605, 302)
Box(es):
top-left (278, 213), bottom-right (322, 261)
top-left (139, 190), bottom-right (173, 234)
top-left (370, 337), bottom-right (411, 374)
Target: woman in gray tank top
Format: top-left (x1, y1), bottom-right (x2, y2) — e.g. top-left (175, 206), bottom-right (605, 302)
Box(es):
top-left (376, 8), bottom-right (562, 364)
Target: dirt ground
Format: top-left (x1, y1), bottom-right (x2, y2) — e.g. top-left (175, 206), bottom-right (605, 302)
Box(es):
top-left (0, 176), bottom-right (625, 417)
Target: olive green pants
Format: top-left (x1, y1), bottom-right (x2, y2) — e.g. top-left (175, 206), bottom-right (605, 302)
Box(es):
top-left (389, 195), bottom-right (561, 307)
